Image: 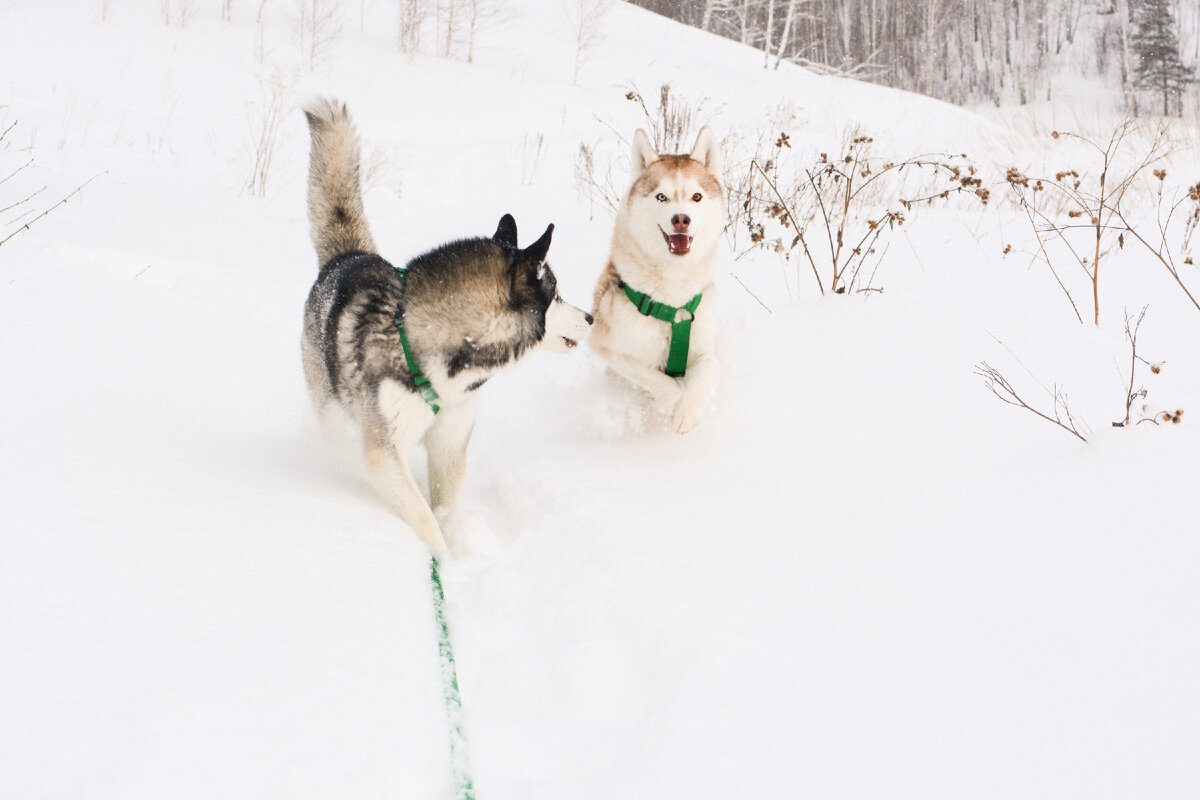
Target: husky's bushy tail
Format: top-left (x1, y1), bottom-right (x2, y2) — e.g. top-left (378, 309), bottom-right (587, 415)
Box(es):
top-left (303, 98), bottom-right (376, 265)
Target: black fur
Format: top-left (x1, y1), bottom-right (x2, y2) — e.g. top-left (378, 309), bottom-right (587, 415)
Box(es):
top-left (305, 216), bottom-right (560, 405)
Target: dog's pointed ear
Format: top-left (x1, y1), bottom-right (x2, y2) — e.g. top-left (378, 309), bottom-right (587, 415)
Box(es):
top-left (523, 223), bottom-right (554, 264)
top-left (631, 129), bottom-right (658, 180)
top-left (493, 214), bottom-right (518, 247)
top-left (689, 126), bottom-right (722, 177)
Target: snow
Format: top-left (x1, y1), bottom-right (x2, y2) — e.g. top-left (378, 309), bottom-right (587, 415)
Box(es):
top-left (2, 1), bottom-right (1199, 798)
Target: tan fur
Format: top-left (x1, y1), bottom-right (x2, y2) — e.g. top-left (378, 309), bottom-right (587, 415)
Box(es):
top-left (304, 98), bottom-right (376, 265)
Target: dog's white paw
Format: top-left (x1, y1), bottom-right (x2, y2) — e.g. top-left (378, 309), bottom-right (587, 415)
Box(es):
top-left (414, 515), bottom-right (451, 557)
top-left (653, 376), bottom-right (686, 413)
top-left (439, 506), bottom-right (506, 560)
top-left (671, 387), bottom-right (710, 434)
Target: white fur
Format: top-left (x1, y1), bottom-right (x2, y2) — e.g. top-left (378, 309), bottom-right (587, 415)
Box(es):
top-left (589, 127), bottom-right (725, 434)
top-left (541, 297), bottom-right (595, 354)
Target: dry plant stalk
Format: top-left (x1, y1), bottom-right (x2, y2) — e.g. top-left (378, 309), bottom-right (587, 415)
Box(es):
top-left (975, 361), bottom-right (1089, 442)
top-left (1003, 119), bottom-right (1196, 326)
top-left (1113, 306), bottom-right (1182, 427)
top-left (573, 83), bottom-right (709, 219)
top-left (1, 120), bottom-right (106, 248)
top-left (735, 129), bottom-right (988, 296)
top-left (244, 70), bottom-right (292, 198)
top-left (624, 84), bottom-right (704, 154)
top-left (1116, 305), bottom-right (1150, 427)
top-left (1111, 172), bottom-right (1200, 314)
top-left (573, 141), bottom-right (621, 219)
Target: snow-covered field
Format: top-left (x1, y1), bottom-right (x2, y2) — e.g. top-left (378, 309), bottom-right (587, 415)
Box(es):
top-left (2, 1), bottom-right (1199, 798)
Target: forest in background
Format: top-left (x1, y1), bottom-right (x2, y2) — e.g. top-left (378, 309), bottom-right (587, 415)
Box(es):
top-left (627, 0), bottom-right (1198, 112)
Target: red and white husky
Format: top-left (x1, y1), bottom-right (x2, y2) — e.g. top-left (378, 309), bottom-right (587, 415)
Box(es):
top-left (589, 128), bottom-right (725, 433)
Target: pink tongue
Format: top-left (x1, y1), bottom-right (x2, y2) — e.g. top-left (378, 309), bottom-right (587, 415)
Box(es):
top-left (668, 234), bottom-right (691, 254)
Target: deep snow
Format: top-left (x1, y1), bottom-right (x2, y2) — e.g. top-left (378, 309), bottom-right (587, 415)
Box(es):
top-left (2, 1), bottom-right (1199, 798)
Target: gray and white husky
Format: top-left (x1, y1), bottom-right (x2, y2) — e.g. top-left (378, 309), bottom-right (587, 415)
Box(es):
top-left (301, 99), bottom-right (593, 555)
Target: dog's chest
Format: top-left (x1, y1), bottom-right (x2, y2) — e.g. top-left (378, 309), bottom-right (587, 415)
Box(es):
top-left (602, 284), bottom-right (716, 366)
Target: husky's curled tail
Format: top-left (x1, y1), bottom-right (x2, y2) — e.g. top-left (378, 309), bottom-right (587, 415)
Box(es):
top-left (303, 98), bottom-right (376, 265)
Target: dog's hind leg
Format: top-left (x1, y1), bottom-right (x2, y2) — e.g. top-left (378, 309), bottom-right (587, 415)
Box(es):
top-left (424, 397), bottom-right (478, 514)
top-left (367, 380), bottom-right (448, 555)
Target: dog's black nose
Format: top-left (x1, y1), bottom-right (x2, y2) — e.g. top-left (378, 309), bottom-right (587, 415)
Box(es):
top-left (584, 312), bottom-right (595, 325)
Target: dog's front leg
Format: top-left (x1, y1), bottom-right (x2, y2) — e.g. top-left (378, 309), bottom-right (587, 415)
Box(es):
top-left (365, 438), bottom-right (449, 555)
top-left (425, 398), bottom-right (477, 515)
top-left (369, 380), bottom-right (449, 555)
top-left (672, 352), bottom-right (719, 434)
top-left (591, 340), bottom-right (683, 408)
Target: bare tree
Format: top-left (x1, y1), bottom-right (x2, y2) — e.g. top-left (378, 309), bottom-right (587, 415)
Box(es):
top-left (397, 0), bottom-right (426, 55)
top-left (160, 0), bottom-right (197, 27)
top-left (465, 0), bottom-right (508, 63)
top-left (440, 0), bottom-right (457, 57)
top-left (765, 0), bottom-right (804, 69)
top-left (628, 0), bottom-right (1148, 107)
top-left (565, 0), bottom-right (611, 86)
top-left (295, 0), bottom-right (343, 72)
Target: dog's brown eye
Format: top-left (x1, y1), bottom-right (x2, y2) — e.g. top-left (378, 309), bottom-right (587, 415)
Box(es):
top-left (655, 192), bottom-right (668, 203)
top-left (692, 192), bottom-right (703, 202)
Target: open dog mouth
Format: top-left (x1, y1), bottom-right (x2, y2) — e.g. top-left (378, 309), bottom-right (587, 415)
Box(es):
top-left (562, 336), bottom-right (579, 349)
top-left (660, 228), bottom-right (693, 256)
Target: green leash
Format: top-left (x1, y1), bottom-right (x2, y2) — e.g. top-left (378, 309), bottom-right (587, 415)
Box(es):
top-left (429, 555), bottom-right (476, 799)
top-left (395, 267), bottom-right (441, 414)
top-left (618, 279), bottom-right (703, 377)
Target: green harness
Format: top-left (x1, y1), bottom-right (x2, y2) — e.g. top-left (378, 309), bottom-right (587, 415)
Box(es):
top-left (394, 266), bottom-right (441, 414)
top-left (618, 279), bottom-right (703, 378)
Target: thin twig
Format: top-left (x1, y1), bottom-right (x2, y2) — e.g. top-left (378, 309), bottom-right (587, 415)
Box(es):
top-left (0, 171), bottom-right (106, 248)
top-left (752, 158), bottom-right (823, 296)
top-left (975, 361), bottom-right (1088, 443)
top-left (730, 272), bottom-right (772, 313)
top-left (0, 184), bottom-right (47, 216)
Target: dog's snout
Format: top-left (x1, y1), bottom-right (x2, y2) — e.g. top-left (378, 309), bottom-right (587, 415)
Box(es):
top-left (671, 214), bottom-right (691, 231)
top-left (584, 312), bottom-right (595, 326)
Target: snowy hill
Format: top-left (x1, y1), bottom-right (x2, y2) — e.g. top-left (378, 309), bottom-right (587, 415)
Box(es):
top-left (2, 1), bottom-right (1199, 798)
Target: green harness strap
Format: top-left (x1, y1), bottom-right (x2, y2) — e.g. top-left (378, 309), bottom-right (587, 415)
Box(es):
top-left (618, 280), bottom-right (703, 378)
top-left (394, 267), bottom-right (441, 414)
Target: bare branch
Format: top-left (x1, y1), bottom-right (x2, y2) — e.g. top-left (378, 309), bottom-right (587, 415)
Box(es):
top-left (975, 361), bottom-right (1089, 443)
top-left (0, 171), bottom-right (106, 248)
